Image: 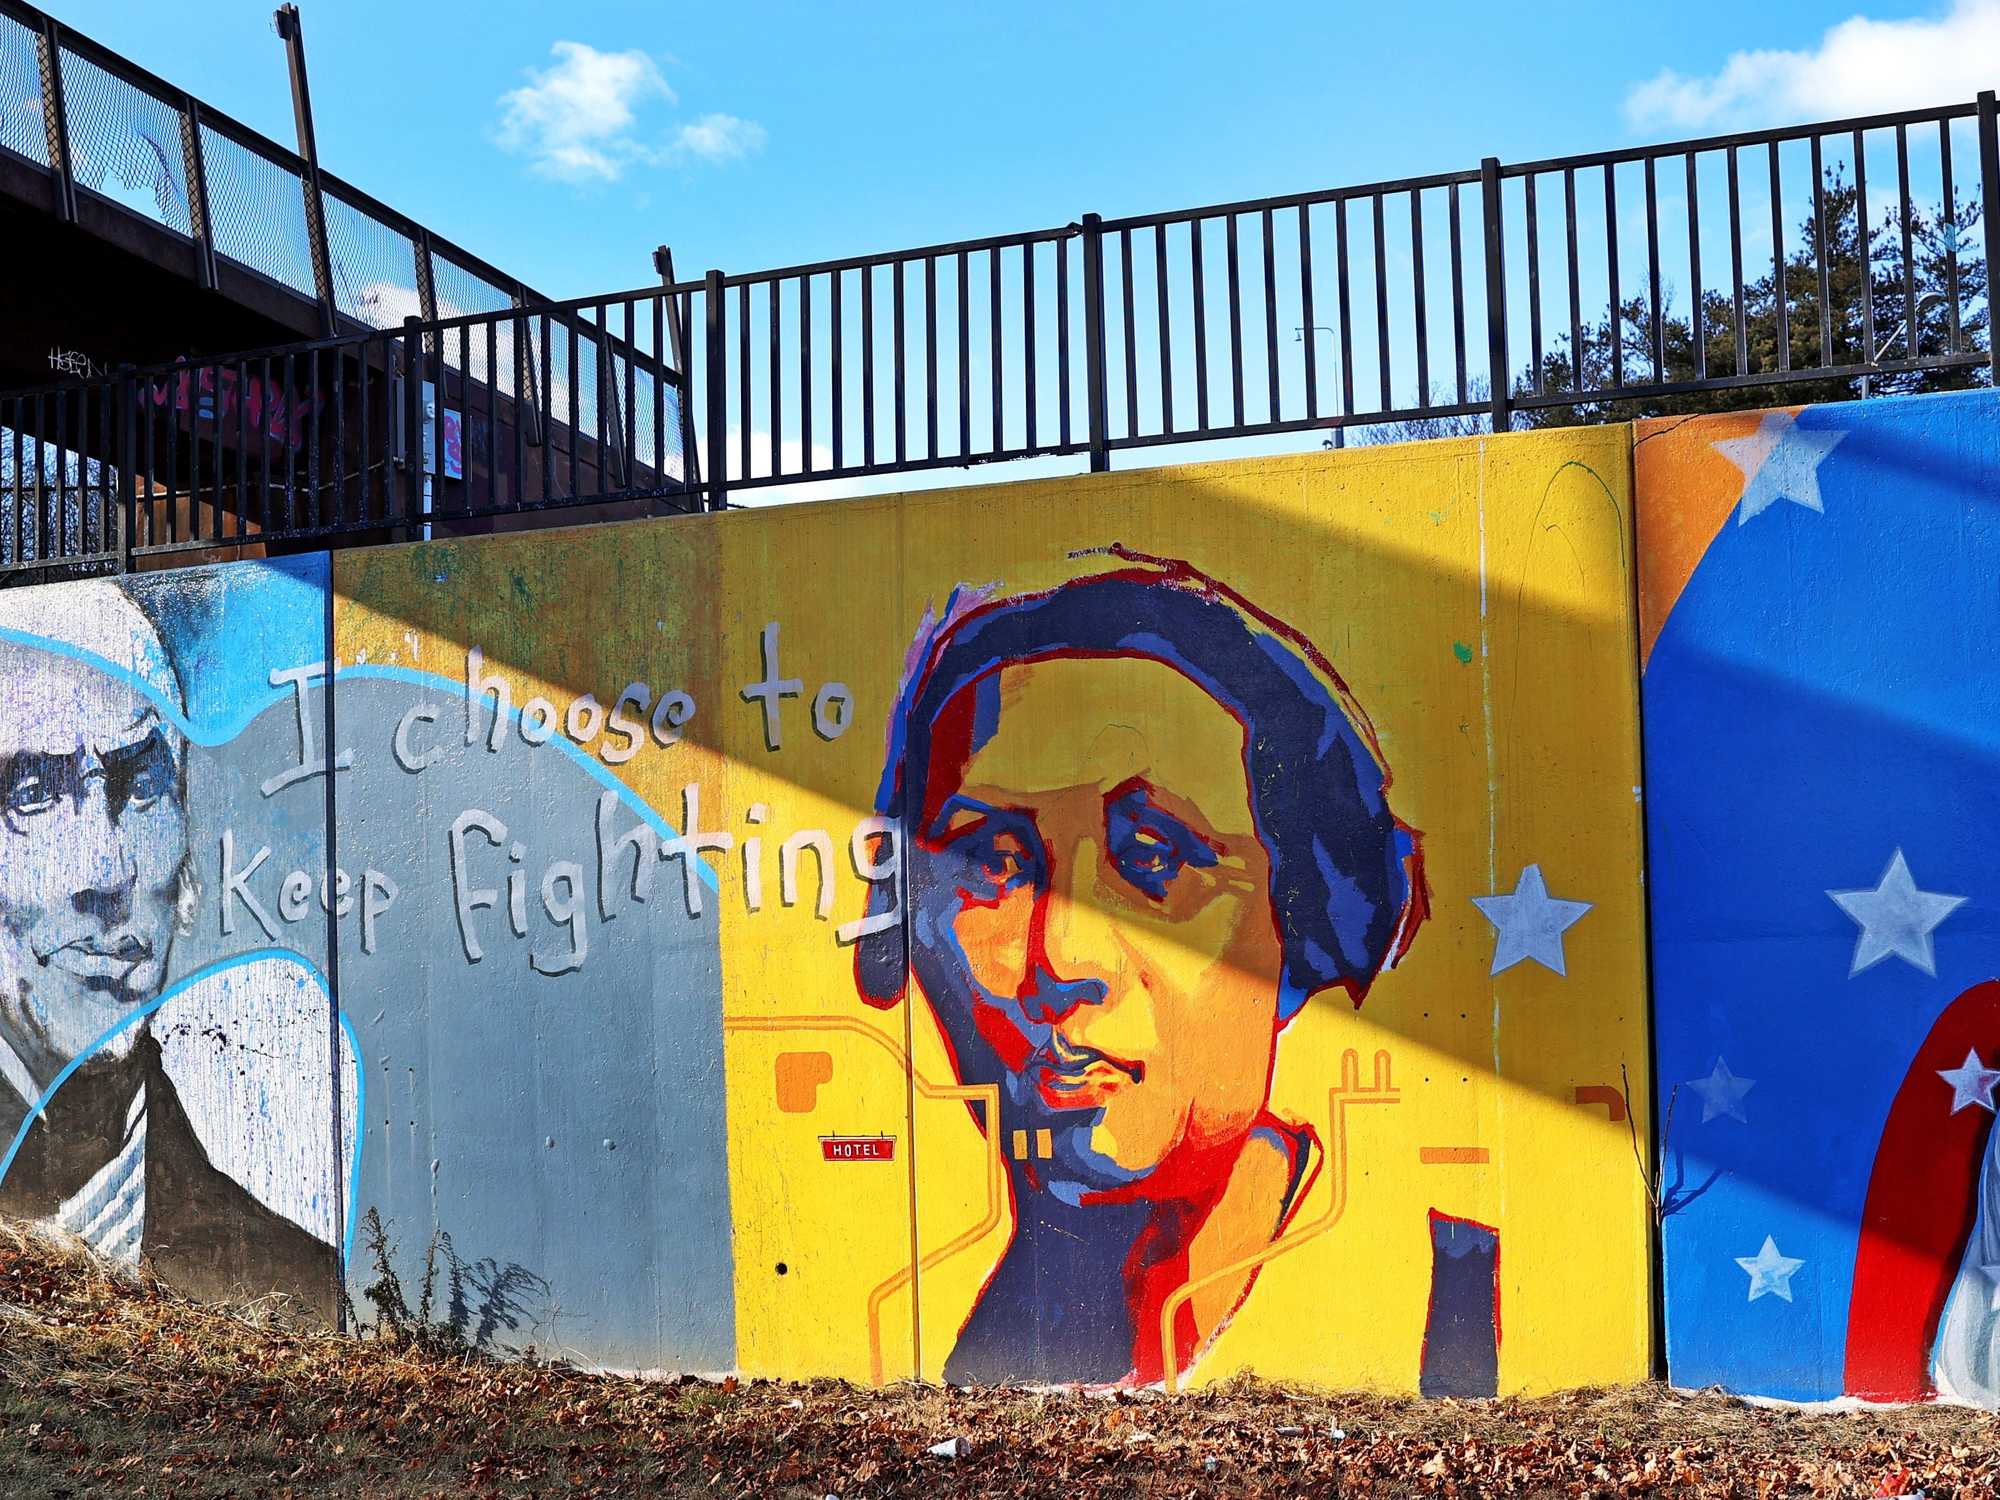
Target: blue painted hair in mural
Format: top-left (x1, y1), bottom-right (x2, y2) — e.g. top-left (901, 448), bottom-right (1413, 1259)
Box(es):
top-left (855, 546), bottom-right (1426, 1017)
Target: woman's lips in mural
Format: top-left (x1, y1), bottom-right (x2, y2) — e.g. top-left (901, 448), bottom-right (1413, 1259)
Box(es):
top-left (1027, 1035), bottom-right (1142, 1108)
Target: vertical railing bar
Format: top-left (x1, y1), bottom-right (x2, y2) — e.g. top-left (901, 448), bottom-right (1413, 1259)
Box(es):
top-left (1727, 145), bottom-right (1747, 375)
top-left (800, 276), bottom-right (814, 474)
top-left (1447, 185), bottom-right (1466, 406)
top-left (893, 260), bottom-right (907, 465)
top-left (1371, 194), bottom-right (1390, 410)
top-left (165, 370), bottom-right (180, 543)
top-left (285, 348), bottom-right (299, 528)
top-left (1154, 224), bottom-right (1173, 435)
top-left (993, 246), bottom-right (1008, 452)
top-left (1524, 174), bottom-right (1543, 394)
top-left (677, 292), bottom-right (697, 495)
top-left (1564, 166), bottom-right (1583, 392)
top-left (236, 358), bottom-right (249, 541)
top-left (1023, 241), bottom-right (1038, 451)
top-left (593, 309), bottom-right (609, 497)
top-left (624, 301), bottom-right (638, 490)
top-left (1479, 157), bottom-right (1510, 433)
top-left (1605, 164), bottom-right (1623, 389)
top-left (1301, 205), bottom-right (1320, 419)
top-left (1226, 213), bottom-right (1245, 427)
top-left (8, 403), bottom-right (20, 565)
top-left (1263, 206), bottom-right (1283, 420)
top-left (1191, 219), bottom-right (1210, 431)
top-left (1081, 213), bottom-right (1108, 470)
top-left (1855, 126), bottom-right (1875, 369)
top-left (1120, 227), bottom-right (1138, 438)
top-left (1769, 144), bottom-right (1789, 374)
top-left (768, 280), bottom-right (782, 478)
top-left (483, 318), bottom-right (497, 510)
top-left (1941, 121), bottom-right (1961, 353)
top-left (566, 318), bottom-right (579, 499)
top-left (1645, 156), bottom-right (1663, 383)
top-left (261, 354), bottom-right (274, 533)
top-left (1979, 90), bottom-right (2000, 386)
top-left (144, 366), bottom-right (159, 550)
top-left (1811, 136), bottom-right (1831, 364)
top-left (212, 358), bottom-right (226, 535)
top-left (510, 321), bottom-right (524, 509)
top-left (51, 392), bottom-right (65, 559)
top-left (340, 348), bottom-right (353, 528)
top-left (860, 269), bottom-right (874, 469)
top-left (403, 323), bottom-right (424, 524)
top-left (830, 271), bottom-right (844, 473)
top-left (538, 317), bottom-right (553, 506)
top-left (9, 400), bottom-right (20, 563)
top-left (39, 394), bottom-right (51, 561)
top-left (924, 257), bottom-right (939, 458)
top-left (1057, 237), bottom-right (1072, 446)
top-left (739, 283), bottom-right (752, 479)
top-left (649, 295), bottom-right (663, 489)
top-left (1688, 152), bottom-right (1707, 380)
top-left (957, 249), bottom-right (971, 458)
top-left (1897, 123), bottom-right (1917, 362)
top-left (700, 272), bottom-right (724, 509)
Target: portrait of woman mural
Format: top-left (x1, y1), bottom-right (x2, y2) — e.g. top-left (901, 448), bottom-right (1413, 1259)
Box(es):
top-left (853, 547), bottom-right (1427, 1386)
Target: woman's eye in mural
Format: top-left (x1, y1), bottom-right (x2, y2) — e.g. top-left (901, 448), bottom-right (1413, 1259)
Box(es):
top-left (1106, 789), bottom-right (1219, 902)
top-left (926, 801), bottom-right (1044, 907)
top-left (954, 825), bottom-right (1041, 905)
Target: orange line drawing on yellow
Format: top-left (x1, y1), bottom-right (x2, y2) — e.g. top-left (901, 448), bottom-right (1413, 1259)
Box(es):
top-left (1158, 1048), bottom-right (1399, 1395)
top-left (722, 1015), bottom-right (1004, 1384)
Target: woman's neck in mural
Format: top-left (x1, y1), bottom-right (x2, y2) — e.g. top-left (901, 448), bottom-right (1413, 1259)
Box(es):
top-left (946, 1119), bottom-right (1312, 1386)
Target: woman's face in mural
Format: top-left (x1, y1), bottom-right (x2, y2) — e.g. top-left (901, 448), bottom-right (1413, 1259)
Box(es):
top-left (0, 644), bottom-right (185, 1079)
top-left (910, 657), bottom-right (1287, 1203)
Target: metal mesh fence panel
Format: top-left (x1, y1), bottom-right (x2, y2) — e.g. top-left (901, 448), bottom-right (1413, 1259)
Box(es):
top-left (323, 189), bottom-right (419, 328)
top-left (0, 14), bottom-right (45, 166)
top-left (199, 123), bottom-right (314, 295)
top-left (430, 253), bottom-right (514, 390)
top-left (57, 47), bottom-right (190, 236)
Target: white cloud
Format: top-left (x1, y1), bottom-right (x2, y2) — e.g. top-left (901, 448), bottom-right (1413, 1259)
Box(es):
top-left (496, 42), bottom-right (766, 184)
top-left (671, 113), bottom-right (768, 164)
top-left (497, 41), bottom-right (674, 183)
top-left (1626, 0), bottom-right (2000, 132)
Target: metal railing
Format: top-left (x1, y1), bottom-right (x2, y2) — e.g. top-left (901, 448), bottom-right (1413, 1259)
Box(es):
top-left (0, 0), bottom-right (542, 332)
top-left (2, 86), bottom-right (1995, 578)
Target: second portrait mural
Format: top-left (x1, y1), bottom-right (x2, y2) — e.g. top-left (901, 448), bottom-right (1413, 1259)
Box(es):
top-left (0, 425), bottom-right (1657, 1391)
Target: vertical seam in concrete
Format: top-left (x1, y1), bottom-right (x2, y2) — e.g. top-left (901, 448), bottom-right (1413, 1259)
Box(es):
top-left (321, 564), bottom-right (345, 1330)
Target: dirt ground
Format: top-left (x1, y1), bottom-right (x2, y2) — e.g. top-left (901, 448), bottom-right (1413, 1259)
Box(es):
top-left (1, 1222), bottom-right (1996, 1498)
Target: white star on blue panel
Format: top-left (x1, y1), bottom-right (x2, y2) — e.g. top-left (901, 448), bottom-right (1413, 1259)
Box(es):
top-left (1827, 848), bottom-right (1966, 978)
top-left (1735, 1236), bottom-right (1804, 1304)
top-left (1712, 411), bottom-right (1846, 525)
top-left (1688, 1057), bottom-right (1756, 1124)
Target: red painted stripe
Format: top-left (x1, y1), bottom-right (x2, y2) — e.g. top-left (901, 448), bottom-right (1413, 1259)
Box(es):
top-left (1844, 980), bottom-right (2000, 1401)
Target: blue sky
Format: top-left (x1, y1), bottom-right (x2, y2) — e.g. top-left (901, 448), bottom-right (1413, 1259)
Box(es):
top-left (41, 0), bottom-right (1994, 302)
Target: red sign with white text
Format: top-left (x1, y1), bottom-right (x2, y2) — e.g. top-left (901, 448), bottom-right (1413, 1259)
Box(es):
top-left (820, 1135), bottom-right (895, 1162)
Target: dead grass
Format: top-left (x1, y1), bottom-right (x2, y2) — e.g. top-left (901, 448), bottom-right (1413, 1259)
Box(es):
top-left (0, 1218), bottom-right (1996, 1497)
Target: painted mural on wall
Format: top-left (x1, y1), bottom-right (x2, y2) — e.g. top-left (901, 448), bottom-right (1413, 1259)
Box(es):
top-left (1640, 389), bottom-right (2000, 1406)
top-left (0, 428), bottom-right (1657, 1391)
top-left (0, 560), bottom-right (350, 1310)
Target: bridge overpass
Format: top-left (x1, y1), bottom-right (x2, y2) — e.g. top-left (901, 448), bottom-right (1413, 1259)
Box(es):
top-left (0, 0), bottom-right (693, 577)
